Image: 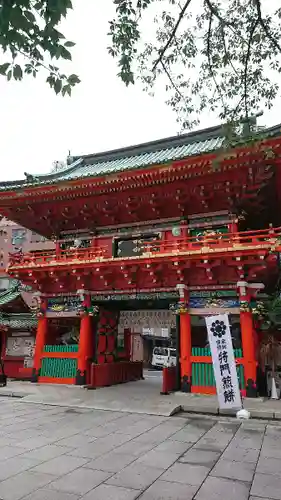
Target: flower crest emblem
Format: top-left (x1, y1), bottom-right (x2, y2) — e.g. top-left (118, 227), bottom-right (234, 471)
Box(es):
top-left (210, 320), bottom-right (226, 338)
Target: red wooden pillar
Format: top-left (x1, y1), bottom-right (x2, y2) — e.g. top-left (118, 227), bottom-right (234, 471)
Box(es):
top-left (32, 299), bottom-right (48, 383)
top-left (238, 281), bottom-right (257, 397)
top-left (177, 284), bottom-right (192, 392)
top-left (76, 294), bottom-right (93, 385)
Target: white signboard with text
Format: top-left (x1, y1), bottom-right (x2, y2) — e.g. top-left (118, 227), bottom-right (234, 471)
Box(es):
top-left (205, 314), bottom-right (242, 410)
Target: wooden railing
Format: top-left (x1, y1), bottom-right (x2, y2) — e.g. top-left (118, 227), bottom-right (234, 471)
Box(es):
top-left (89, 361), bottom-right (143, 388)
top-left (8, 227), bottom-right (281, 269)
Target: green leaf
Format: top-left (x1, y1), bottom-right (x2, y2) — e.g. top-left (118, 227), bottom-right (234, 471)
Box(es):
top-left (68, 74), bottom-right (80, 85)
top-left (60, 47), bottom-right (72, 61)
top-left (64, 41), bottom-right (75, 47)
top-left (7, 70), bottom-right (12, 81)
top-left (54, 78), bottom-right (62, 94)
top-left (62, 84), bottom-right (72, 96)
top-left (47, 75), bottom-right (56, 88)
top-left (13, 64), bottom-right (23, 80)
top-left (0, 63), bottom-right (10, 75)
top-left (24, 10), bottom-right (36, 23)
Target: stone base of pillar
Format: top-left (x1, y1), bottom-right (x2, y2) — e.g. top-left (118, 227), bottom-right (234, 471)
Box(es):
top-left (31, 368), bottom-right (40, 383)
top-left (181, 375), bottom-right (192, 393)
top-left (75, 369), bottom-right (86, 385)
top-left (246, 378), bottom-right (257, 398)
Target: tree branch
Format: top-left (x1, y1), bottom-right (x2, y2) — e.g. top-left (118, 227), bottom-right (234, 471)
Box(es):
top-left (204, 0), bottom-right (247, 44)
top-left (160, 60), bottom-right (186, 103)
top-left (152, 0), bottom-right (192, 72)
top-left (206, 11), bottom-right (227, 116)
top-left (220, 24), bottom-right (239, 76)
top-left (254, 0), bottom-right (281, 54)
top-left (204, 0), bottom-right (232, 28)
top-left (243, 20), bottom-right (258, 120)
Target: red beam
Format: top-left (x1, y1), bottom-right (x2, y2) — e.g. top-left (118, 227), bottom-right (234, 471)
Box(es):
top-left (41, 352), bottom-right (77, 359)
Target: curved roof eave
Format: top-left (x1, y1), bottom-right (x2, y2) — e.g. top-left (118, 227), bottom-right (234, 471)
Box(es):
top-left (0, 122), bottom-right (280, 193)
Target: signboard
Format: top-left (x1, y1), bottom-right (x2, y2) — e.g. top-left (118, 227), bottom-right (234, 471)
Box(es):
top-left (115, 234), bottom-right (160, 258)
top-left (205, 314), bottom-right (241, 410)
top-left (47, 296), bottom-right (81, 316)
top-left (119, 310), bottom-right (175, 334)
top-left (23, 357), bottom-right (34, 368)
top-left (6, 336), bottom-right (35, 358)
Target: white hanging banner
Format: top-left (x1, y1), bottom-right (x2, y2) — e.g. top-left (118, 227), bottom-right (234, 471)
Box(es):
top-left (205, 314), bottom-right (242, 410)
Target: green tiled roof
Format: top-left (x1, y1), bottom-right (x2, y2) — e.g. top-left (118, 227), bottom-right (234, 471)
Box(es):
top-left (0, 123), bottom-right (280, 192)
top-left (0, 280), bottom-right (36, 329)
top-left (0, 281), bottom-right (21, 306)
top-left (54, 135), bottom-right (224, 181)
top-left (0, 312), bottom-right (36, 329)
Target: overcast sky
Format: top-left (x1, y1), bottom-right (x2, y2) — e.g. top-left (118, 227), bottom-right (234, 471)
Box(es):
top-left (0, 0), bottom-right (281, 182)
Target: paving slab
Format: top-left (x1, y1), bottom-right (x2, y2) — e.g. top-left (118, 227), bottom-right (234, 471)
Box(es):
top-left (193, 437), bottom-right (229, 452)
top-left (0, 445), bottom-right (27, 460)
top-left (0, 470), bottom-right (57, 500)
top-left (83, 452), bottom-right (136, 473)
top-left (30, 455), bottom-right (89, 476)
top-left (161, 462), bottom-right (210, 486)
top-left (0, 456), bottom-right (41, 481)
top-left (179, 449), bottom-right (220, 467)
top-left (55, 434), bottom-right (96, 448)
top-left (153, 440), bottom-right (192, 454)
top-left (106, 463), bottom-right (164, 490)
top-left (110, 440), bottom-right (156, 457)
top-left (81, 483), bottom-right (140, 500)
top-left (211, 458), bottom-right (255, 482)
top-left (22, 489), bottom-right (79, 500)
top-left (138, 479), bottom-right (198, 499)
top-left (251, 472), bottom-right (281, 499)
top-left (47, 467), bottom-right (111, 495)
top-left (66, 442), bottom-right (109, 460)
top-left (195, 475), bottom-right (250, 500)
top-left (19, 444), bottom-right (71, 461)
top-left (221, 445), bottom-right (259, 463)
top-left (134, 450), bottom-right (179, 469)
top-left (256, 456), bottom-right (281, 476)
top-left (260, 445), bottom-right (281, 459)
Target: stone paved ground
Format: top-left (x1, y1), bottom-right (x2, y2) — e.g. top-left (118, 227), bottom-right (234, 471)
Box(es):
top-left (0, 397), bottom-right (281, 499)
top-left (2, 375), bottom-right (281, 418)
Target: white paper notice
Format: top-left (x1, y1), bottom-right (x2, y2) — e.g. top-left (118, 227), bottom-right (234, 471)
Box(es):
top-left (205, 314), bottom-right (242, 410)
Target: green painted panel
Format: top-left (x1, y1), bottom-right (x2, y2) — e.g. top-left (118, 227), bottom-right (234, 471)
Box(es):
top-left (43, 345), bottom-right (78, 353)
top-left (41, 357), bottom-right (77, 378)
top-left (192, 362), bottom-right (244, 389)
top-left (192, 346), bottom-right (245, 389)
